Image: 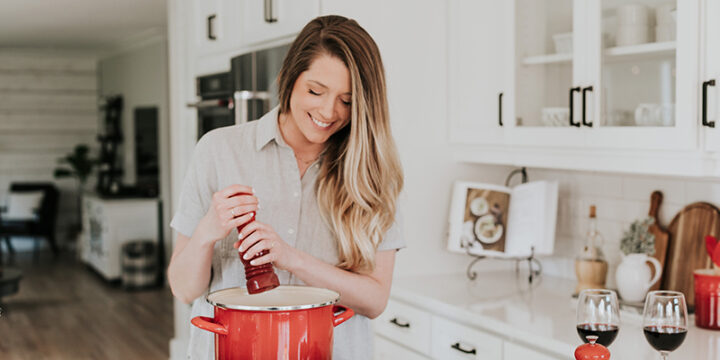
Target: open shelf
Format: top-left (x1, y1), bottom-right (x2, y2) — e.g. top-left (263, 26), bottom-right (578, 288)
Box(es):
top-left (522, 53), bottom-right (573, 65)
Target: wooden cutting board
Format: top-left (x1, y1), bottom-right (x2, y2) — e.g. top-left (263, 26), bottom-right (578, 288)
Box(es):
top-left (662, 202), bottom-right (720, 307)
top-left (648, 191), bottom-right (670, 291)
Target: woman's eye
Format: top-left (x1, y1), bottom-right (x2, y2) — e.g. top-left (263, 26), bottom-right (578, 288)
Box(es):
top-left (309, 89), bottom-right (320, 96)
top-left (342, 100), bottom-right (351, 106)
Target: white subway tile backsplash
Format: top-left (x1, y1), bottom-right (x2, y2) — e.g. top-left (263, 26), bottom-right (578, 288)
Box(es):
top-left (575, 173), bottom-right (624, 198)
top-left (621, 176), bottom-right (686, 204)
top-left (684, 180), bottom-right (720, 205)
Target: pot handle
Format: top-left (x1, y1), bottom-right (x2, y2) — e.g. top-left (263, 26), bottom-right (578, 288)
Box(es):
top-left (191, 316), bottom-right (228, 336)
top-left (332, 305), bottom-right (354, 327)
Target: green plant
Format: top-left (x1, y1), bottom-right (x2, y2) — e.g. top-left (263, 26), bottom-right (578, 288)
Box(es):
top-left (620, 217), bottom-right (656, 256)
top-left (54, 144), bottom-right (98, 235)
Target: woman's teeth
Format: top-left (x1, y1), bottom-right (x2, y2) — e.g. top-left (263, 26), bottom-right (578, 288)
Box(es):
top-left (311, 116), bottom-right (331, 128)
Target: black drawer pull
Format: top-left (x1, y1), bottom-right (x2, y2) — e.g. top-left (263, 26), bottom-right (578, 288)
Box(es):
top-left (207, 14), bottom-right (217, 40)
top-left (582, 86), bottom-right (593, 127)
top-left (451, 342), bottom-right (477, 355)
top-left (569, 86), bottom-right (581, 127)
top-left (703, 79), bottom-right (716, 128)
top-left (389, 317), bottom-right (410, 328)
top-left (498, 92), bottom-right (503, 127)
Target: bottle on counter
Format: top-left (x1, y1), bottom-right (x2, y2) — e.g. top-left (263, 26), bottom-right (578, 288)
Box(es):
top-left (575, 205), bottom-right (609, 295)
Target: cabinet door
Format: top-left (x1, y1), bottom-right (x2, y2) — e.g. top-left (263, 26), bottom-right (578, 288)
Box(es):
top-left (431, 316), bottom-right (503, 360)
top-left (192, 0), bottom-right (225, 56)
top-left (447, 0), bottom-right (512, 145)
top-left (584, 0), bottom-right (699, 151)
top-left (506, 0), bottom-right (590, 148)
top-left (503, 342), bottom-right (563, 360)
top-left (374, 300), bottom-right (432, 356)
top-left (242, 0), bottom-right (319, 46)
top-left (375, 335), bottom-right (431, 360)
top-left (703, 0), bottom-right (720, 152)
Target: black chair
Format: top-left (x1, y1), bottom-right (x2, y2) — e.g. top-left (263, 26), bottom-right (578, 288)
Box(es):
top-left (0, 183), bottom-right (60, 262)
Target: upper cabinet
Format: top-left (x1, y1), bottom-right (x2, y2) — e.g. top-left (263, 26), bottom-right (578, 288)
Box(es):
top-left (446, 0), bottom-right (512, 145)
top-left (241, 0), bottom-right (320, 46)
top-left (702, 0), bottom-right (720, 152)
top-left (448, 0), bottom-right (719, 176)
top-left (190, 0), bottom-right (319, 59)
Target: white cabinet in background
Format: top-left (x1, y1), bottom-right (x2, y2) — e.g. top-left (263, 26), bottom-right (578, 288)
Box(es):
top-left (191, 0), bottom-right (242, 57)
top-left (374, 335), bottom-right (430, 360)
top-left (446, 0), bottom-right (512, 145)
top-left (241, 0), bottom-right (319, 46)
top-left (702, 0), bottom-right (720, 153)
top-left (431, 316), bottom-right (503, 360)
top-left (374, 299), bottom-right (432, 356)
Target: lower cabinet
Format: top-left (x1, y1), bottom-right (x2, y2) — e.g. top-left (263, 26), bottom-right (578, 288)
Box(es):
top-left (374, 335), bottom-right (430, 360)
top-left (374, 299), bottom-right (565, 360)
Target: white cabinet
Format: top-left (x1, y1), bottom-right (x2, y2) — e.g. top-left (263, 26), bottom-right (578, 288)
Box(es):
top-left (80, 195), bottom-right (159, 280)
top-left (503, 342), bottom-right (564, 360)
top-left (446, 0), bottom-right (512, 145)
top-left (374, 335), bottom-right (430, 360)
top-left (702, 0), bottom-right (720, 152)
top-left (192, 0), bottom-right (242, 56)
top-left (374, 299), bottom-right (433, 356)
top-left (241, 0), bottom-right (319, 46)
top-left (431, 316), bottom-right (503, 360)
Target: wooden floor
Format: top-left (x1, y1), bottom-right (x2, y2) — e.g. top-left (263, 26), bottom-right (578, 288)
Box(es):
top-left (0, 251), bottom-right (173, 360)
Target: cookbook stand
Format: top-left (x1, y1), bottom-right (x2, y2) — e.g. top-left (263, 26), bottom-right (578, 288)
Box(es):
top-left (465, 167), bottom-right (543, 284)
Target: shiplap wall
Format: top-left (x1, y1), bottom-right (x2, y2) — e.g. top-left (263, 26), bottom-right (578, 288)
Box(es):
top-left (0, 50), bottom-right (98, 246)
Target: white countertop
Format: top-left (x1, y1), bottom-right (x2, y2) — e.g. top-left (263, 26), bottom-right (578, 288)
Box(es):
top-left (390, 271), bottom-right (720, 359)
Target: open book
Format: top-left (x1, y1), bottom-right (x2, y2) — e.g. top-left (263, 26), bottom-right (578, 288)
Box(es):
top-left (447, 180), bottom-right (559, 258)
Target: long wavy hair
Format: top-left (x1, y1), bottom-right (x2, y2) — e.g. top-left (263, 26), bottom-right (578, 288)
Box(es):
top-left (277, 15), bottom-right (403, 273)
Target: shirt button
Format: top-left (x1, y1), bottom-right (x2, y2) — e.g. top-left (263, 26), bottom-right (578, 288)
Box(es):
top-left (293, 191), bottom-right (300, 197)
top-left (288, 228), bottom-right (295, 235)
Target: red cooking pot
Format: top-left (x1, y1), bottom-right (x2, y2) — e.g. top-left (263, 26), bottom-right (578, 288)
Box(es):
top-left (191, 285), bottom-right (354, 360)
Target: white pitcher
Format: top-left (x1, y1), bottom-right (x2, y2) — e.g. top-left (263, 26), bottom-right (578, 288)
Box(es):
top-left (615, 253), bottom-right (662, 303)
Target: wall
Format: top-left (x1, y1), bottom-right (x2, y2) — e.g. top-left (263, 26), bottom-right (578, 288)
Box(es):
top-left (98, 39), bottom-right (172, 267)
top-left (0, 49), bottom-right (98, 247)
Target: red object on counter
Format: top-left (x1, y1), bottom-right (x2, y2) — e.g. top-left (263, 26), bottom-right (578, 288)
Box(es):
top-left (191, 286), bottom-right (354, 360)
top-left (694, 269), bottom-right (720, 330)
top-left (574, 336), bottom-right (610, 360)
top-left (234, 193), bottom-right (279, 294)
top-left (705, 235), bottom-right (720, 268)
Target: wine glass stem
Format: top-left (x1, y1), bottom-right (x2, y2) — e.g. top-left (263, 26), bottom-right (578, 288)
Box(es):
top-left (660, 351), bottom-right (669, 360)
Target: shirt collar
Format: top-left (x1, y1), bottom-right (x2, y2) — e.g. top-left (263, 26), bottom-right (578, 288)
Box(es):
top-left (255, 106), bottom-right (286, 151)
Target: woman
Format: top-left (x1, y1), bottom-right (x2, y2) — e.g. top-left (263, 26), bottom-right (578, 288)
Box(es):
top-left (168, 15), bottom-right (404, 359)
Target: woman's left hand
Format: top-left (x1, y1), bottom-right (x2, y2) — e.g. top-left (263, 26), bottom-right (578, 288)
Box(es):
top-left (233, 221), bottom-right (300, 271)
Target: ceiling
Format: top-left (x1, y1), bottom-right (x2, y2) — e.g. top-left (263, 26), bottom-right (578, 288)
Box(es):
top-left (0, 0), bottom-right (167, 50)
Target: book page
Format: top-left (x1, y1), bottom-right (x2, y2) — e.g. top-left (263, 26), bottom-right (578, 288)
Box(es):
top-left (504, 181), bottom-right (559, 256)
top-left (447, 181), bottom-right (512, 256)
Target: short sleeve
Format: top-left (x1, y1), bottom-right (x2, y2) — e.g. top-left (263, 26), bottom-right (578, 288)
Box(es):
top-left (376, 197), bottom-right (406, 252)
top-left (170, 135), bottom-right (217, 237)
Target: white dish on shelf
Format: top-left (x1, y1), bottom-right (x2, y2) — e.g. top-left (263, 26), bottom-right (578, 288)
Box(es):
top-left (552, 32), bottom-right (573, 54)
top-left (542, 107), bottom-right (569, 126)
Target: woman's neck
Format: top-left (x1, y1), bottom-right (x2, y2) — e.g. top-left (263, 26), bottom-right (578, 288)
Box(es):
top-left (278, 112), bottom-right (324, 162)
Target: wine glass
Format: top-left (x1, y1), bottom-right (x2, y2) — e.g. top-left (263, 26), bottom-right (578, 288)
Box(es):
top-left (642, 291), bottom-right (688, 360)
top-left (576, 289), bottom-right (620, 347)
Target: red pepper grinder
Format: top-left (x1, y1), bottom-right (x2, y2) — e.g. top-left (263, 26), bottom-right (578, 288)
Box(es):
top-left (235, 195), bottom-right (279, 294)
top-left (574, 336), bottom-right (611, 360)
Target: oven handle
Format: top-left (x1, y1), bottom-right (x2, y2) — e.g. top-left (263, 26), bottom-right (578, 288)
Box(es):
top-left (234, 90), bottom-right (272, 125)
top-left (186, 99), bottom-right (232, 109)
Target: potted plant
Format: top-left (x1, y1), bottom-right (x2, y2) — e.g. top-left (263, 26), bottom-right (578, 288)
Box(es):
top-left (694, 235), bottom-right (720, 330)
top-left (615, 217), bottom-right (662, 303)
top-left (53, 144), bottom-right (97, 237)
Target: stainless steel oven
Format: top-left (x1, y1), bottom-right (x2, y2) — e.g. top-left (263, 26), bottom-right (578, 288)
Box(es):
top-left (188, 71), bottom-right (234, 140)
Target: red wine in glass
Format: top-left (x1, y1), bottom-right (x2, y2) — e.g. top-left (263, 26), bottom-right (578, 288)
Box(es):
top-left (643, 326), bottom-right (687, 352)
top-left (576, 323), bottom-right (619, 347)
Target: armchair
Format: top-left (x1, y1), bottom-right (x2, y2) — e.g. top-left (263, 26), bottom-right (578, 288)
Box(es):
top-left (0, 183), bottom-right (60, 262)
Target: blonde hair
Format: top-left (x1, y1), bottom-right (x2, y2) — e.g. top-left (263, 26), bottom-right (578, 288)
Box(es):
top-left (277, 15), bottom-right (403, 273)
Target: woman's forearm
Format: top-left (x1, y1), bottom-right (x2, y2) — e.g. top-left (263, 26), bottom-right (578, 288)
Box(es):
top-left (167, 230), bottom-right (216, 304)
top-left (287, 250), bottom-right (395, 319)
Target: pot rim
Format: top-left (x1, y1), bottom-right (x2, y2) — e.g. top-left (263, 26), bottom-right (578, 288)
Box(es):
top-left (206, 285), bottom-right (340, 311)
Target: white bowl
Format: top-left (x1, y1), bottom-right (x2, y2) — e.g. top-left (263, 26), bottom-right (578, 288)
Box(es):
top-left (655, 25), bottom-right (676, 42)
top-left (542, 107), bottom-right (570, 126)
top-left (617, 25), bottom-right (652, 46)
top-left (618, 4), bottom-right (652, 25)
top-left (655, 3), bottom-right (676, 25)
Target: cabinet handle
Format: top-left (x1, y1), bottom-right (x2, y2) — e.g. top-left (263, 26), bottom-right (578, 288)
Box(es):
top-left (582, 86), bottom-right (593, 127)
top-left (703, 79), bottom-right (716, 128)
top-left (569, 87), bottom-right (581, 127)
top-left (389, 317), bottom-right (410, 328)
top-left (451, 342), bottom-right (477, 355)
top-left (207, 14), bottom-right (217, 40)
top-left (498, 92), bottom-right (503, 127)
top-left (264, 0), bottom-right (278, 23)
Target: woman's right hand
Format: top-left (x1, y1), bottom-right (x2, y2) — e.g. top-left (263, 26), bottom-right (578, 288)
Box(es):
top-left (196, 184), bottom-right (259, 246)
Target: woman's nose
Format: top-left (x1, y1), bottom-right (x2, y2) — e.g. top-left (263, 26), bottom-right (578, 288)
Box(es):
top-left (318, 98), bottom-right (334, 120)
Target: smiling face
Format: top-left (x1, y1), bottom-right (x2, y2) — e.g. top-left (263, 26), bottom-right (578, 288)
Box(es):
top-left (282, 54), bottom-right (352, 149)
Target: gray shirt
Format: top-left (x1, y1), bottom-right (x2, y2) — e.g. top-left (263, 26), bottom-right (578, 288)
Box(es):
top-left (170, 107), bottom-right (405, 360)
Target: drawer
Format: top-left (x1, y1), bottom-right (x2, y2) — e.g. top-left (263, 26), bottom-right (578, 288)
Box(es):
top-left (374, 335), bottom-right (431, 360)
top-left (374, 299), bottom-right (432, 355)
top-left (431, 316), bottom-right (503, 360)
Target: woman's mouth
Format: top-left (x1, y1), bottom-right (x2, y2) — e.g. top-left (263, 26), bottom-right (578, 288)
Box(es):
top-left (310, 114), bottom-right (332, 128)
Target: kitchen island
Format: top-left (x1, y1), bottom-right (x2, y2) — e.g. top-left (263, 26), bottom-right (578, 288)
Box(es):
top-left (375, 271), bottom-right (720, 359)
